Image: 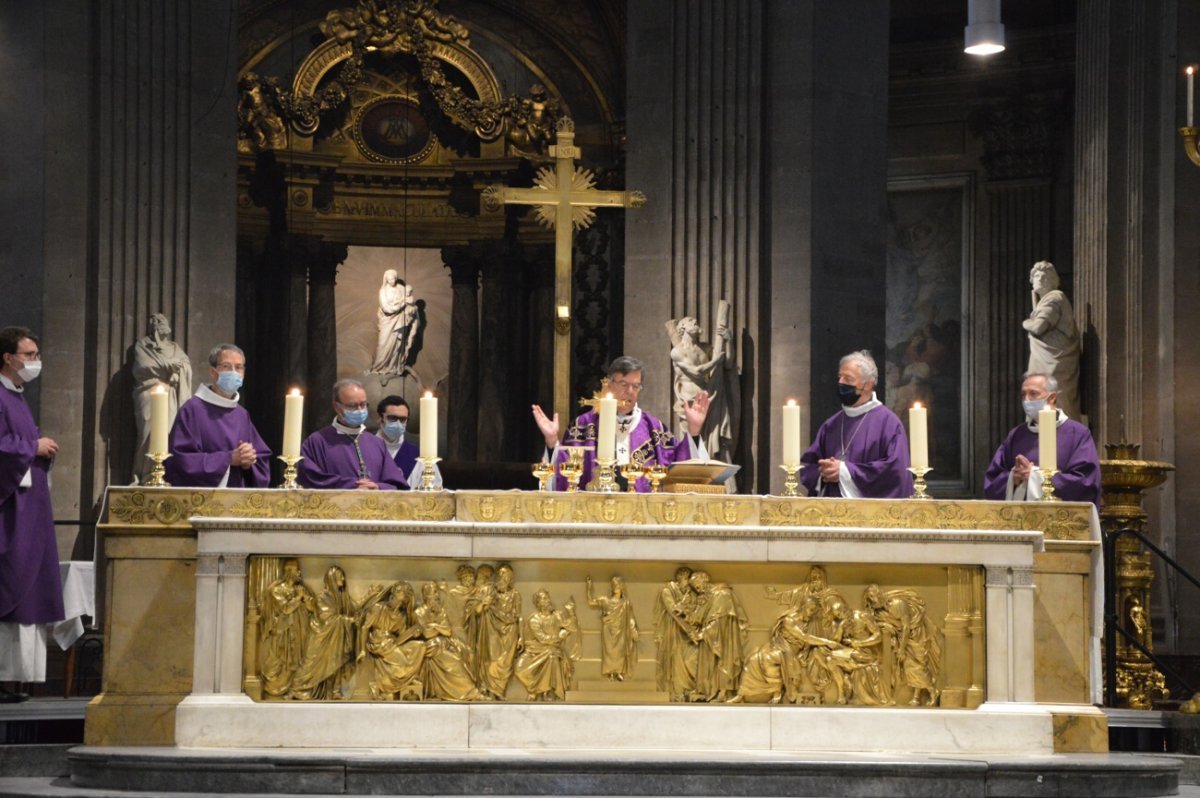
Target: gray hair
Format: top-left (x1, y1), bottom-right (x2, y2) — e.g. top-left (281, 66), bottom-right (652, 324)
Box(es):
top-left (208, 343), bottom-right (245, 367)
top-left (332, 378), bottom-right (365, 403)
top-left (1031, 260), bottom-right (1061, 291)
top-left (839, 350), bottom-right (879, 385)
top-left (607, 355), bottom-right (644, 378)
top-left (1022, 371), bottom-right (1059, 394)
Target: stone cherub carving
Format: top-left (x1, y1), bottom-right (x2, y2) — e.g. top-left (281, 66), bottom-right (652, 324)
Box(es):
top-left (131, 313), bottom-right (193, 483)
top-left (1024, 260), bottom-right (1081, 419)
top-left (666, 299), bottom-right (739, 468)
top-left (236, 73), bottom-right (288, 153)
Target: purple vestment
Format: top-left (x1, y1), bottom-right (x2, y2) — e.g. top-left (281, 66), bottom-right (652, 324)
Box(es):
top-left (378, 433), bottom-right (419, 480)
top-left (555, 408), bottom-right (695, 492)
top-left (0, 382), bottom-right (63, 624)
top-left (298, 425), bottom-right (409, 490)
top-left (166, 390), bottom-right (272, 488)
top-left (983, 417), bottom-right (1101, 506)
top-left (800, 405), bottom-right (913, 498)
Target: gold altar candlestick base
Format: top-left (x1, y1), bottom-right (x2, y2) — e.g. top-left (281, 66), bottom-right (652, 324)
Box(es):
top-left (646, 464), bottom-right (668, 493)
top-left (1040, 468), bottom-right (1060, 501)
top-left (908, 466), bottom-right (933, 500)
top-left (561, 448), bottom-right (586, 493)
top-left (594, 458), bottom-right (619, 493)
top-left (780, 464), bottom-right (800, 497)
top-left (1181, 127), bottom-right (1200, 168)
top-left (278, 455), bottom-right (303, 490)
top-left (144, 452), bottom-right (171, 487)
top-left (616, 464), bottom-right (639, 493)
top-left (417, 457), bottom-right (442, 492)
top-left (532, 461), bottom-right (554, 491)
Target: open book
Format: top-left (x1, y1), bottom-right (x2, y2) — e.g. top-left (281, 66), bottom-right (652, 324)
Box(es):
top-left (663, 459), bottom-right (740, 487)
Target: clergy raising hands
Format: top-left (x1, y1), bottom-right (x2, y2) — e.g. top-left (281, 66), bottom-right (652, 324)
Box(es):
top-left (531, 355), bottom-right (709, 492)
top-left (800, 350), bottom-right (913, 499)
top-left (297, 379), bottom-right (408, 490)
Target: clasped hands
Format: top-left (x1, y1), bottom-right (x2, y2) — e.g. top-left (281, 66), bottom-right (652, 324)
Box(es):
top-left (817, 457), bottom-right (842, 484)
top-left (230, 441), bottom-right (257, 469)
top-left (1011, 454), bottom-right (1034, 486)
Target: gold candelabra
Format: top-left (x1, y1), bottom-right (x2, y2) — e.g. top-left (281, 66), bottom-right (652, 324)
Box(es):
top-left (144, 452), bottom-right (171, 487)
top-left (278, 455), bottom-right (302, 489)
top-left (1039, 468), bottom-right (1060, 501)
top-left (532, 461), bottom-right (554, 491)
top-left (645, 464), bottom-right (668, 493)
top-left (594, 458), bottom-right (619, 493)
top-left (780, 464), bottom-right (800, 497)
top-left (908, 466), bottom-right (932, 500)
top-left (416, 457), bottom-right (441, 491)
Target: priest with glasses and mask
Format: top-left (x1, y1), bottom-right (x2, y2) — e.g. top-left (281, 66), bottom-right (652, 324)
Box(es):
top-left (298, 379), bottom-right (408, 490)
top-left (800, 350), bottom-right (912, 499)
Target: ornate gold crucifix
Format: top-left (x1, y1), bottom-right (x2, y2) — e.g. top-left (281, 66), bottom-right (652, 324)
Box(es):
top-left (484, 117), bottom-right (646, 424)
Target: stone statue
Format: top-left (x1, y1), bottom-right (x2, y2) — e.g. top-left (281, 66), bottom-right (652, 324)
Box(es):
top-left (585, 575), bottom-right (639, 681)
top-left (667, 300), bottom-right (738, 468)
top-left (1023, 261), bottom-right (1081, 418)
top-left (514, 589), bottom-right (581, 701)
top-left (367, 269), bottom-right (423, 386)
top-left (131, 313), bottom-right (193, 483)
top-left (289, 566), bottom-right (358, 700)
top-left (260, 559), bottom-right (317, 697)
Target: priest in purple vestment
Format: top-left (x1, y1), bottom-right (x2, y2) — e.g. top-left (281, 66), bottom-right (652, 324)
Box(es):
top-left (801, 350), bottom-right (912, 499)
top-left (0, 327), bottom-right (63, 701)
top-left (166, 343), bottom-right (271, 488)
top-left (983, 372), bottom-right (1101, 506)
top-left (531, 356), bottom-right (711, 492)
top-left (375, 394), bottom-right (442, 488)
top-left (298, 379), bottom-right (408, 490)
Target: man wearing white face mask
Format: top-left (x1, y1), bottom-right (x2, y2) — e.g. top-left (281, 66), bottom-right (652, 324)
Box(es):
top-left (983, 372), bottom-right (1101, 505)
top-left (297, 379), bottom-right (408, 490)
top-left (0, 326), bottom-right (63, 702)
top-left (374, 395), bottom-right (442, 489)
top-left (166, 344), bottom-right (272, 488)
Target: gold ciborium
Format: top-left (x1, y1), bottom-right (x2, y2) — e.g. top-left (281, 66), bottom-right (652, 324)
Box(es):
top-left (560, 448), bottom-right (586, 493)
top-left (645, 464), bottom-right (669, 493)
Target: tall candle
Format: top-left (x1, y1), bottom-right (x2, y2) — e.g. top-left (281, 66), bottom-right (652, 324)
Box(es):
top-left (597, 392), bottom-right (617, 461)
top-left (1038, 406), bottom-right (1057, 473)
top-left (909, 402), bottom-right (929, 471)
top-left (282, 388), bottom-right (303, 459)
top-left (1189, 66), bottom-right (1195, 128)
top-left (420, 391), bottom-right (438, 460)
top-left (149, 384), bottom-right (169, 455)
top-left (782, 400), bottom-right (801, 466)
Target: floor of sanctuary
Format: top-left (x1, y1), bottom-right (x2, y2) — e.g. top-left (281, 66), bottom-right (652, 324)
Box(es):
top-left (0, 747), bottom-right (1184, 798)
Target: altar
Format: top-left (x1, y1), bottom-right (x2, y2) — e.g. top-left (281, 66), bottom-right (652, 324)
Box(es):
top-left (87, 487), bottom-right (1105, 756)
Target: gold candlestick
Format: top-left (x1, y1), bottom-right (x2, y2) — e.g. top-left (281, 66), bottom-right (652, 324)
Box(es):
top-left (417, 457), bottom-right (442, 492)
top-left (1040, 467), bottom-right (1060, 501)
top-left (1181, 126), bottom-right (1200, 168)
top-left (561, 448), bottom-right (586, 493)
top-left (278, 455), bottom-right (302, 490)
top-left (144, 452), bottom-right (171, 487)
top-left (908, 466), bottom-right (932, 499)
top-left (780, 463), bottom-right (800, 497)
top-left (594, 458), bottom-right (618, 493)
top-left (616, 464), bottom-right (639, 493)
top-left (532, 461), bottom-right (554, 491)
top-left (646, 464), bottom-right (668, 493)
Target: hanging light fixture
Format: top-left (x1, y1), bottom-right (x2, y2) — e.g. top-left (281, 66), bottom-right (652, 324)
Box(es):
top-left (964, 0), bottom-right (1005, 56)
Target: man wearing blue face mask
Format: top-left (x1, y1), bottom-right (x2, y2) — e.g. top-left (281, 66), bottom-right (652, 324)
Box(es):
top-left (374, 395), bottom-right (443, 488)
top-left (297, 379), bottom-right (408, 490)
top-left (166, 344), bottom-right (271, 487)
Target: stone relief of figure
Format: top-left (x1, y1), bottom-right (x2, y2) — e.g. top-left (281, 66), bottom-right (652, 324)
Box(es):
top-left (863, 584), bottom-right (942, 706)
top-left (653, 566), bottom-right (699, 702)
top-left (414, 582), bottom-right (483, 701)
top-left (688, 570), bottom-right (749, 702)
top-left (585, 576), bottom-right (639, 681)
top-left (131, 313), bottom-right (193, 483)
top-left (289, 566), bottom-right (358, 700)
top-left (367, 269), bottom-right (424, 386)
top-left (236, 73), bottom-right (287, 154)
top-left (358, 581), bottom-right (426, 700)
top-left (475, 564), bottom-right (522, 700)
top-left (260, 559), bottom-right (317, 697)
top-left (1024, 260), bottom-right (1082, 419)
top-left (666, 299), bottom-right (739, 468)
top-left (515, 589), bottom-right (581, 701)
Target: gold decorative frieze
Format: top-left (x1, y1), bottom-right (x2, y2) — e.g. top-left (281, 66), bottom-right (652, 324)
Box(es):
top-left (107, 489), bottom-right (226, 527)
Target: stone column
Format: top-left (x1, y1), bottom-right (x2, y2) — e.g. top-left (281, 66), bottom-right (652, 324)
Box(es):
top-left (984, 565), bottom-right (1037, 703)
top-left (626, 0), bottom-right (889, 493)
top-left (305, 242), bottom-right (348, 433)
top-left (442, 246), bottom-right (480, 462)
top-left (477, 241), bottom-right (513, 462)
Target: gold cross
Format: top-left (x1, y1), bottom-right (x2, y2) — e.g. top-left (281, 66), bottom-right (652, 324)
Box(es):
top-left (484, 117), bottom-right (645, 424)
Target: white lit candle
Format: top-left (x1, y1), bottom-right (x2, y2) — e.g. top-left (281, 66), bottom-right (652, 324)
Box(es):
top-left (1188, 66), bottom-right (1196, 128)
top-left (149, 384), bottom-right (169, 455)
top-left (909, 402), bottom-right (929, 471)
top-left (282, 388), bottom-right (303, 459)
top-left (1038, 406), bottom-right (1057, 473)
top-left (782, 400), bottom-right (801, 467)
top-left (597, 392), bottom-right (617, 461)
top-left (420, 391), bottom-right (438, 460)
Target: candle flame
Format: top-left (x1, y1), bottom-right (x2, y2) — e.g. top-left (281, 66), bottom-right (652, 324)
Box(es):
top-left (152, 384), bottom-right (167, 394)
top-left (288, 387), bottom-right (301, 397)
top-left (1189, 66), bottom-right (1196, 76)
top-left (424, 390), bottom-right (433, 398)
top-left (605, 392), bottom-right (614, 400)
top-left (913, 402), bottom-right (922, 409)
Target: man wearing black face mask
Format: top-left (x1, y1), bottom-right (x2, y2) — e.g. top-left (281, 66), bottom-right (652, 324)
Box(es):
top-left (0, 327), bottom-right (63, 702)
top-left (800, 350), bottom-right (912, 498)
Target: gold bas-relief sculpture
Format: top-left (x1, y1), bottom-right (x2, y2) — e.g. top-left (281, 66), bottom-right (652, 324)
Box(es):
top-left (289, 566), bottom-right (358, 700)
top-left (515, 589), bottom-right (581, 701)
top-left (586, 576), bottom-right (639, 681)
top-left (260, 559), bottom-right (317, 697)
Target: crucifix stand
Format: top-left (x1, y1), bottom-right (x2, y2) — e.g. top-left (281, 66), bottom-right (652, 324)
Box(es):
top-left (484, 117), bottom-right (646, 424)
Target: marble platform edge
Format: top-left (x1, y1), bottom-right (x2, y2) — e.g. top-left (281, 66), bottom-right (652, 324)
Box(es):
top-left (63, 747), bottom-right (1182, 798)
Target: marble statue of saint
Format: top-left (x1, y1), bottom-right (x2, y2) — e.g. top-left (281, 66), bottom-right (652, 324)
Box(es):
top-left (514, 589), bottom-right (581, 701)
top-left (260, 559), bottom-right (317, 697)
top-left (1024, 261), bottom-right (1081, 419)
top-left (131, 313), bottom-right (193, 482)
top-left (585, 575), bottom-right (639, 681)
top-left (359, 581), bottom-right (425, 700)
top-left (290, 566), bottom-right (358, 700)
top-left (368, 270), bottom-right (423, 386)
top-left (666, 300), bottom-right (738, 467)
top-left (413, 582), bottom-right (482, 702)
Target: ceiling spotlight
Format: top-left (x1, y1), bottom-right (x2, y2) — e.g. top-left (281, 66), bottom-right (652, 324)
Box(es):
top-left (964, 0), bottom-right (1005, 56)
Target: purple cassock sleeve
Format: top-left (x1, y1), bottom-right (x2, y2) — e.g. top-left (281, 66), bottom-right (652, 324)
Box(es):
top-left (983, 419), bottom-right (1101, 506)
top-left (552, 409), bottom-right (693, 493)
top-left (166, 397), bottom-right (271, 488)
top-left (0, 386), bottom-right (64, 624)
top-left (298, 426), bottom-right (409, 490)
top-left (800, 406), bottom-right (912, 499)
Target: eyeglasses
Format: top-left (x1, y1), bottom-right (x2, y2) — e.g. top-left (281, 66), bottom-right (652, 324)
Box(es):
top-left (337, 401), bottom-right (369, 411)
top-left (215, 363), bottom-right (245, 373)
top-left (12, 349), bottom-right (39, 360)
top-left (384, 414), bottom-right (408, 423)
top-left (611, 379), bottom-right (643, 392)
